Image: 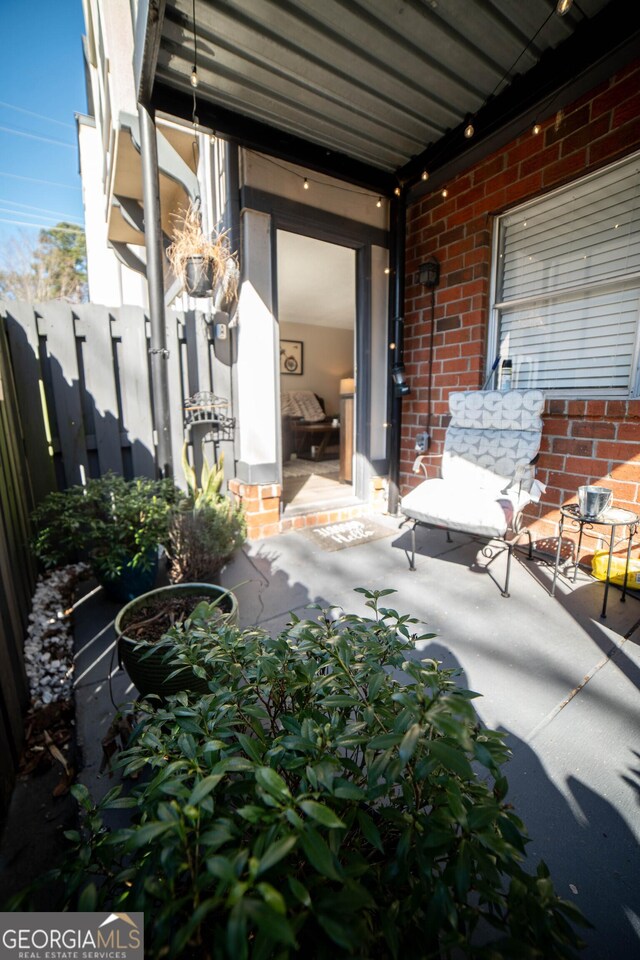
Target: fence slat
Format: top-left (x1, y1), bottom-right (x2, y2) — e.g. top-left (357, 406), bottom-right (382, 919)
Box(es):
top-left (37, 303), bottom-right (89, 487)
top-left (75, 307), bottom-right (123, 476)
top-left (111, 306), bottom-right (156, 478)
top-left (3, 302), bottom-right (56, 502)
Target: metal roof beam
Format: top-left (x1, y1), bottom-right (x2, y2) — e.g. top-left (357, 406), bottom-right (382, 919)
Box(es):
top-left (151, 80), bottom-right (396, 194)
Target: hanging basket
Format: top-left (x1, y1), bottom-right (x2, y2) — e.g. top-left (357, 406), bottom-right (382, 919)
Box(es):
top-left (185, 256), bottom-right (215, 297)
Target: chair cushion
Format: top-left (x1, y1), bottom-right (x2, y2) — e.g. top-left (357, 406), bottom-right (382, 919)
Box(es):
top-left (443, 427), bottom-right (540, 495)
top-left (449, 389), bottom-right (544, 430)
top-left (400, 478), bottom-right (533, 538)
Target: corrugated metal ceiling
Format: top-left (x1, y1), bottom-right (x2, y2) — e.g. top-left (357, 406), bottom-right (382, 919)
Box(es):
top-left (150, 0), bottom-right (632, 190)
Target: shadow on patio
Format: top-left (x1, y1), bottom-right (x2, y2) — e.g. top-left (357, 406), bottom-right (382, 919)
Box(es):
top-left (2, 518), bottom-right (638, 957)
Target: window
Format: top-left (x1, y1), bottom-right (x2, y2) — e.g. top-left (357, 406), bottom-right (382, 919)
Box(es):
top-left (489, 153), bottom-right (640, 396)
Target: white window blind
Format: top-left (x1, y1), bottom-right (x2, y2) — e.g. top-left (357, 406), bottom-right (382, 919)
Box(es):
top-left (492, 153), bottom-right (640, 396)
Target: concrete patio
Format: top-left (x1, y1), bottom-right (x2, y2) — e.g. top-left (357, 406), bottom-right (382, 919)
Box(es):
top-left (69, 515), bottom-right (640, 959)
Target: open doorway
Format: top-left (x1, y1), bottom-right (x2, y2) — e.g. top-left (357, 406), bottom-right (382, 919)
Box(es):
top-left (276, 230), bottom-right (358, 514)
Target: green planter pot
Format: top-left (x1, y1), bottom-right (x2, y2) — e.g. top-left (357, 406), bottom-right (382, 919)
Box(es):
top-left (115, 582), bottom-right (239, 697)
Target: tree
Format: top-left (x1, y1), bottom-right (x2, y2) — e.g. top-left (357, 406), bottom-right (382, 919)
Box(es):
top-left (0, 222), bottom-right (87, 302)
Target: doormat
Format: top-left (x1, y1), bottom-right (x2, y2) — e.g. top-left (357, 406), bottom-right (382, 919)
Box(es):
top-left (301, 518), bottom-right (394, 551)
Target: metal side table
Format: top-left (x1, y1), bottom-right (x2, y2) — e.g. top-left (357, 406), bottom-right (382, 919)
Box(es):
top-left (551, 503), bottom-right (638, 618)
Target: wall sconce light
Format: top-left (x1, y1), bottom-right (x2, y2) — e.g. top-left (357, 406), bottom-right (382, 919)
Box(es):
top-left (392, 364), bottom-right (410, 397)
top-left (418, 256), bottom-right (441, 289)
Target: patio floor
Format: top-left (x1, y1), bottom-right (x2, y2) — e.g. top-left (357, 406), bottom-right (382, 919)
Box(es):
top-left (23, 515), bottom-right (640, 955)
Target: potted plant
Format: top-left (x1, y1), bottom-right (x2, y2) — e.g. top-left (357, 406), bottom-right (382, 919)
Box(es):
top-left (166, 444), bottom-right (246, 584)
top-left (114, 582), bottom-right (239, 697)
top-left (43, 589), bottom-right (586, 958)
top-left (30, 473), bottom-right (180, 601)
top-left (166, 201), bottom-right (239, 302)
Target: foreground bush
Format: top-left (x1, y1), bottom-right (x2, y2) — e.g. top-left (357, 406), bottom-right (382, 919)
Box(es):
top-left (56, 590), bottom-right (585, 958)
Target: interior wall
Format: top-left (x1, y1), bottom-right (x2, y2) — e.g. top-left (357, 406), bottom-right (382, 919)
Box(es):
top-left (280, 321), bottom-right (353, 415)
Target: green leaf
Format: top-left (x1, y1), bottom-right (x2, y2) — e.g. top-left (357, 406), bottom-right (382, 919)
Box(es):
top-left (78, 882), bottom-right (97, 912)
top-left (367, 733), bottom-right (403, 750)
top-left (399, 723), bottom-right (422, 764)
top-left (188, 774), bottom-right (224, 805)
top-left (255, 766), bottom-right (292, 801)
top-left (300, 826), bottom-right (342, 880)
top-left (429, 739), bottom-right (473, 779)
top-left (299, 799), bottom-right (345, 829)
top-left (356, 810), bottom-right (384, 852)
top-left (126, 821), bottom-right (173, 848)
top-left (256, 835), bottom-right (298, 876)
top-left (288, 876), bottom-right (311, 907)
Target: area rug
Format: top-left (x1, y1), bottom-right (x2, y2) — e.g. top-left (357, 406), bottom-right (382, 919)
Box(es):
top-left (283, 459), bottom-right (339, 479)
top-left (301, 517), bottom-right (395, 551)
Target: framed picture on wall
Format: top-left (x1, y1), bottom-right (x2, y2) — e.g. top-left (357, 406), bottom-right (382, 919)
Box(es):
top-left (280, 339), bottom-right (303, 375)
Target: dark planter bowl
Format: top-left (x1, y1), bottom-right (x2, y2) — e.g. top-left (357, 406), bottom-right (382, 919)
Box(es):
top-left (96, 552), bottom-right (159, 603)
top-left (115, 582), bottom-right (239, 697)
top-left (185, 256), bottom-right (214, 297)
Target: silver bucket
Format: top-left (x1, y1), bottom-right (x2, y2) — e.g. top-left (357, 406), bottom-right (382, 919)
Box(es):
top-left (577, 485), bottom-right (612, 518)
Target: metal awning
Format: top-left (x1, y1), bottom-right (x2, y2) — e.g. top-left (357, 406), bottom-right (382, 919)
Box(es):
top-left (135, 0), bottom-right (639, 199)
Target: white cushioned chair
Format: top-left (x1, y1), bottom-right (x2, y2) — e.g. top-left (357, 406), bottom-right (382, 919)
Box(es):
top-left (400, 389), bottom-right (545, 596)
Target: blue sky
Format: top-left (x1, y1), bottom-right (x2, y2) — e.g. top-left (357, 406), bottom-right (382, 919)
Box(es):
top-left (0, 1), bottom-right (87, 251)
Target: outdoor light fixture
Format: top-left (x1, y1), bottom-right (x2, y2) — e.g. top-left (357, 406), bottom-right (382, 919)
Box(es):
top-left (303, 178), bottom-right (309, 190)
top-left (532, 122), bottom-right (542, 135)
top-left (556, 0), bottom-right (572, 14)
top-left (392, 364), bottom-right (410, 397)
top-left (441, 187), bottom-right (449, 198)
top-left (464, 121), bottom-right (475, 139)
top-left (376, 197), bottom-right (382, 208)
top-left (421, 170), bottom-right (429, 181)
top-left (394, 186), bottom-right (401, 196)
top-left (190, 67), bottom-right (198, 88)
top-left (418, 256), bottom-right (441, 289)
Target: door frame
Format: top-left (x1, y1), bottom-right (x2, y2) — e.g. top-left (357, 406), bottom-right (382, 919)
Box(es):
top-left (240, 186), bottom-right (390, 501)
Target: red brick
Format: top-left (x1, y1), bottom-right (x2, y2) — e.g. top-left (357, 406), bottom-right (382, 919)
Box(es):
top-left (606, 400), bottom-right (627, 418)
top-left (571, 421), bottom-right (616, 439)
top-left (561, 116), bottom-right (611, 157)
top-left (520, 142), bottom-right (560, 177)
top-left (542, 150), bottom-right (588, 188)
top-left (596, 440), bottom-right (640, 461)
top-left (618, 422), bottom-right (640, 442)
top-left (545, 105), bottom-right (591, 146)
top-left (590, 120), bottom-right (640, 166)
top-left (552, 437), bottom-right (594, 457)
top-left (592, 71), bottom-right (640, 119)
top-left (612, 461), bottom-right (640, 483)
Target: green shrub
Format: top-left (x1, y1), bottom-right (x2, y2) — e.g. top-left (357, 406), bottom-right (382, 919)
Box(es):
top-left (51, 590), bottom-right (585, 958)
top-left (30, 473), bottom-right (180, 578)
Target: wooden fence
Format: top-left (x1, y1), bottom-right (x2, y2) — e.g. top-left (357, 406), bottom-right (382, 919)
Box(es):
top-left (0, 313), bottom-right (35, 813)
top-left (1, 302), bottom-right (236, 494)
top-left (0, 300), bottom-right (235, 815)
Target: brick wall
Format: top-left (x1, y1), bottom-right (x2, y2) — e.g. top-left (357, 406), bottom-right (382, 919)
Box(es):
top-left (403, 60), bottom-right (640, 555)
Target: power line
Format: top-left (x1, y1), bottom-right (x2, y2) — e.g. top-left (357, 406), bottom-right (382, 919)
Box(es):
top-left (0, 197), bottom-right (79, 219)
top-left (0, 124), bottom-right (76, 149)
top-left (0, 217), bottom-right (85, 233)
top-left (0, 170), bottom-right (81, 190)
top-left (0, 100), bottom-right (75, 130)
top-left (0, 207), bottom-right (75, 226)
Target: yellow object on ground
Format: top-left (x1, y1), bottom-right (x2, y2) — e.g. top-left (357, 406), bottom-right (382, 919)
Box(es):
top-left (591, 549), bottom-right (640, 588)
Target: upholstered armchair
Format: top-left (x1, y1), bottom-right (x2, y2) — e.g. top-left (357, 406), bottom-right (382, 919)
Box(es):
top-left (400, 389), bottom-right (545, 596)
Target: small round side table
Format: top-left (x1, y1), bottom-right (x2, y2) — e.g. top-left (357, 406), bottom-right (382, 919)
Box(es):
top-left (550, 503), bottom-right (639, 618)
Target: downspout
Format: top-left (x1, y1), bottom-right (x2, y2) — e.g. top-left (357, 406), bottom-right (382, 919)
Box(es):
top-left (387, 190), bottom-right (407, 515)
top-left (138, 101), bottom-right (173, 478)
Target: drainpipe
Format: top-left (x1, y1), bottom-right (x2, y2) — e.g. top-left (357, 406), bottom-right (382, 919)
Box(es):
top-left (138, 101), bottom-right (173, 478)
top-left (387, 190), bottom-right (407, 515)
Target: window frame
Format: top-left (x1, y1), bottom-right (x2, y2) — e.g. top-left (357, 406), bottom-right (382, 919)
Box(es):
top-left (487, 150), bottom-right (640, 399)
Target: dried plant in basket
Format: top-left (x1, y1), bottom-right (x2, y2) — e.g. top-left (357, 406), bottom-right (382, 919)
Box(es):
top-left (166, 201), bottom-right (238, 303)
